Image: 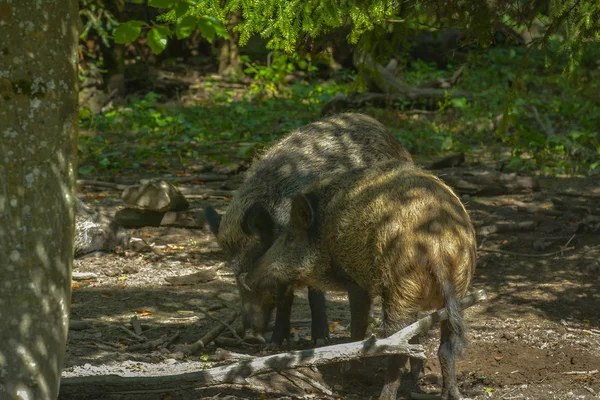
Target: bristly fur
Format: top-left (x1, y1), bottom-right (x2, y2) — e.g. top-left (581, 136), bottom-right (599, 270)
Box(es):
top-left (249, 160), bottom-right (476, 399)
top-left (204, 113), bottom-right (414, 342)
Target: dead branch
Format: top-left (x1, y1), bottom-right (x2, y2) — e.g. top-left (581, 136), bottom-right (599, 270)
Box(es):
top-left (178, 187), bottom-right (235, 199)
top-left (68, 320), bottom-right (93, 331)
top-left (419, 66), bottom-right (466, 89)
top-left (501, 199), bottom-right (563, 217)
top-left (478, 221), bottom-right (537, 236)
top-left (557, 189), bottom-right (600, 199)
top-left (437, 169), bottom-right (540, 196)
top-left (177, 310), bottom-right (240, 356)
top-left (119, 325), bottom-right (145, 341)
top-left (529, 105), bottom-right (554, 137)
top-left (76, 179), bottom-right (128, 191)
top-left (323, 55), bottom-right (472, 115)
top-left (355, 51), bottom-right (472, 103)
top-left (127, 332), bottom-right (179, 351)
top-left (562, 370), bottom-right (598, 375)
top-left (428, 153), bottom-right (465, 169)
top-left (59, 290), bottom-right (487, 398)
top-left (199, 310), bottom-right (260, 348)
top-left (167, 173), bottom-right (229, 183)
top-left (280, 369), bottom-right (334, 396)
top-left (478, 246), bottom-right (575, 258)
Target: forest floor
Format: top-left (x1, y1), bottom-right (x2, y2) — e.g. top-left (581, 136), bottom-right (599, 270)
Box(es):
top-left (60, 155), bottom-right (600, 400)
top-left (63, 52), bottom-right (600, 398)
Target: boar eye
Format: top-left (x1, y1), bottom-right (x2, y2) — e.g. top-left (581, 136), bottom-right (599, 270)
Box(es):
top-left (284, 232), bottom-right (295, 243)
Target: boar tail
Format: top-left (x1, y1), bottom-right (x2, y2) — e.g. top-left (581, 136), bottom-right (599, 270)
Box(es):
top-left (436, 270), bottom-right (468, 356)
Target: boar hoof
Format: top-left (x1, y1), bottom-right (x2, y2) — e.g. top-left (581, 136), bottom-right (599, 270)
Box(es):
top-left (313, 337), bottom-right (330, 346)
top-left (243, 331), bottom-right (266, 345)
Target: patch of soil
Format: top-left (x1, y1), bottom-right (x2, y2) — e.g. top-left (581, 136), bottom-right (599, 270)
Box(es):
top-left (61, 168), bottom-right (600, 400)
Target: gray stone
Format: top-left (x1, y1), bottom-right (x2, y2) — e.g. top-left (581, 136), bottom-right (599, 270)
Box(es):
top-left (122, 180), bottom-right (189, 212)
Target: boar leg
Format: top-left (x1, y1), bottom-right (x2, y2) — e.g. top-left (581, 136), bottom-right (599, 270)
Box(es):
top-left (379, 304), bottom-right (410, 400)
top-left (308, 287), bottom-right (329, 344)
top-left (348, 285), bottom-right (372, 341)
top-left (271, 286), bottom-right (294, 346)
top-left (340, 285), bottom-right (372, 374)
top-left (408, 313), bottom-right (424, 381)
top-left (380, 354), bottom-right (408, 400)
top-left (439, 319), bottom-right (461, 400)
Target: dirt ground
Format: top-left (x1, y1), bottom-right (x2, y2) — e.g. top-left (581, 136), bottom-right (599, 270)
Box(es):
top-left (60, 161), bottom-right (600, 400)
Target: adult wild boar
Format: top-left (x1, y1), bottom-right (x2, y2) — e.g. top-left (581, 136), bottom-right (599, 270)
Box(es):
top-left (204, 113), bottom-right (413, 345)
top-left (240, 160), bottom-right (476, 400)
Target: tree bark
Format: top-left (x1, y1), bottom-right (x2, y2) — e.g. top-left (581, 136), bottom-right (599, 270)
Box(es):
top-left (0, 1), bottom-right (79, 398)
top-left (218, 11), bottom-right (242, 76)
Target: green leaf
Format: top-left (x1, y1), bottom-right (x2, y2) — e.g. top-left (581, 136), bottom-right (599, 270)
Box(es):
top-left (212, 20), bottom-right (229, 39)
top-left (78, 165), bottom-right (96, 175)
top-left (147, 27), bottom-right (170, 54)
top-left (441, 136), bottom-right (453, 151)
top-left (113, 20), bottom-right (145, 44)
top-left (173, 2), bottom-right (190, 18)
top-left (176, 16), bottom-right (197, 39)
top-left (197, 18), bottom-right (216, 43)
top-left (148, 0), bottom-right (175, 8)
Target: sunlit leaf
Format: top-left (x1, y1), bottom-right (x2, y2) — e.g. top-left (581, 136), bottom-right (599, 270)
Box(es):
top-left (147, 27), bottom-right (170, 54)
top-left (173, 2), bottom-right (190, 18)
top-left (212, 20), bottom-right (229, 39)
top-left (197, 17), bottom-right (216, 43)
top-left (113, 20), bottom-right (145, 44)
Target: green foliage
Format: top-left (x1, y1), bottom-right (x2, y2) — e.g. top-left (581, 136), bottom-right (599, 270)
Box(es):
top-left (241, 52), bottom-right (318, 95)
top-left (78, 34), bottom-right (600, 178)
top-left (78, 83), bottom-right (330, 175)
top-left (110, 1), bottom-right (229, 53)
top-left (542, 0), bottom-right (600, 73)
top-left (79, 0), bottom-right (119, 47)
top-left (113, 20), bottom-right (145, 44)
top-left (78, 0), bottom-right (120, 83)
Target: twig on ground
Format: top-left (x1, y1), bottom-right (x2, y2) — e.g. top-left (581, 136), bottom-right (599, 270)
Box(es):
top-left (500, 387), bottom-right (522, 399)
top-left (128, 332), bottom-right (179, 351)
top-left (199, 310), bottom-right (260, 348)
top-left (410, 392), bottom-right (440, 399)
top-left (478, 247), bottom-right (575, 258)
top-left (167, 174), bottom-right (228, 183)
top-left (182, 311), bottom-right (240, 355)
top-left (69, 320), bottom-right (93, 331)
top-left (161, 330), bottom-right (181, 350)
top-left (562, 369), bottom-right (598, 375)
top-left (563, 234), bottom-right (576, 249)
top-left (280, 369), bottom-right (334, 396)
top-left (119, 325), bottom-right (146, 341)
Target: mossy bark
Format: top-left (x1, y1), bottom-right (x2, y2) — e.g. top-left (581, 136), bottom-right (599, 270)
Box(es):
top-left (0, 0), bottom-right (79, 398)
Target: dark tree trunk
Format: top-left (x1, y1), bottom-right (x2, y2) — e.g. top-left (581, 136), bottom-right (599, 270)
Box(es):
top-left (218, 11), bottom-right (242, 76)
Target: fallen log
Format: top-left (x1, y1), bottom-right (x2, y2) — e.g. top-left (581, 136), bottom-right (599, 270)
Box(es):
top-left (436, 169), bottom-right (540, 196)
top-left (428, 153), bottom-right (466, 169)
top-left (478, 220), bottom-right (537, 236)
top-left (58, 290), bottom-right (487, 399)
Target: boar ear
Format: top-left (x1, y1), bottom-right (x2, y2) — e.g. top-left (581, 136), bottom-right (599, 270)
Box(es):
top-left (241, 203), bottom-right (275, 244)
top-left (290, 194), bottom-right (316, 233)
top-left (204, 205), bottom-right (221, 236)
